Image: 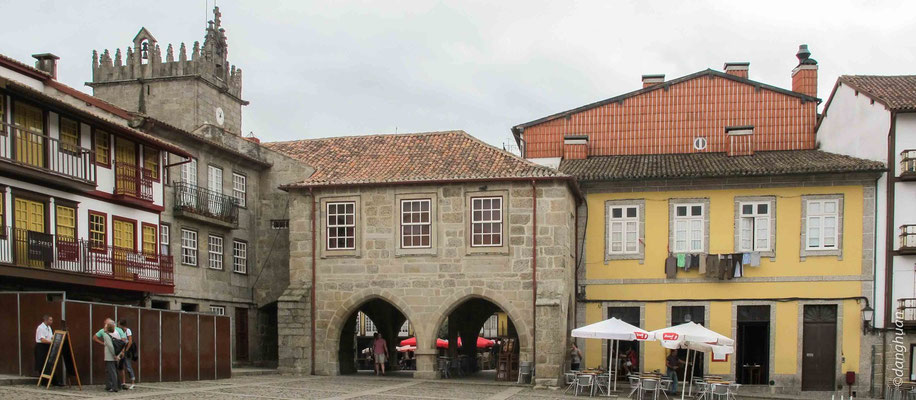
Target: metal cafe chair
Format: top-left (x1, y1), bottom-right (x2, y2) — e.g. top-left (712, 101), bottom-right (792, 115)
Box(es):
top-left (627, 375), bottom-right (642, 399)
top-left (564, 372), bottom-right (578, 394)
top-left (639, 378), bottom-right (660, 400)
top-left (575, 373), bottom-right (595, 397)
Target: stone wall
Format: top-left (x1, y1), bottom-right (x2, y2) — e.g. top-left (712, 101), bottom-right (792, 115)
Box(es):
top-left (278, 179), bottom-right (578, 386)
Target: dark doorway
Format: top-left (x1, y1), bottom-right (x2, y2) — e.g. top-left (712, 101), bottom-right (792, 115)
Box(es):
top-left (435, 298), bottom-right (519, 380)
top-left (802, 305), bottom-right (837, 391)
top-left (180, 303), bottom-right (198, 312)
top-left (672, 305), bottom-right (705, 379)
top-left (258, 302), bottom-right (278, 366)
top-left (339, 298), bottom-right (412, 376)
top-left (235, 307), bottom-right (249, 362)
top-left (736, 305), bottom-right (770, 385)
top-left (607, 307), bottom-right (640, 376)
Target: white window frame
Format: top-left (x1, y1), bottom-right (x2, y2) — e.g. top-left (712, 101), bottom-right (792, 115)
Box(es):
top-left (364, 314), bottom-right (377, 335)
top-left (327, 201), bottom-right (356, 250)
top-left (181, 228), bottom-right (198, 266)
top-left (400, 199), bottom-right (432, 249)
top-left (232, 172), bottom-right (246, 207)
top-left (608, 205), bottom-right (639, 254)
top-left (208, 165), bottom-right (223, 194)
top-left (160, 224), bottom-right (170, 254)
top-left (673, 203), bottom-right (705, 253)
top-left (470, 196), bottom-right (503, 247)
top-left (233, 240), bottom-right (248, 274)
top-left (209, 306), bottom-right (225, 316)
top-left (271, 219), bottom-right (289, 230)
top-left (180, 158), bottom-right (198, 186)
top-left (805, 199), bottom-right (839, 250)
top-left (738, 202), bottom-right (772, 252)
top-left (208, 234), bottom-right (224, 270)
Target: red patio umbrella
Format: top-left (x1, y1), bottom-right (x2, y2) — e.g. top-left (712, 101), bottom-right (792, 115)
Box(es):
top-left (399, 337), bottom-right (417, 346)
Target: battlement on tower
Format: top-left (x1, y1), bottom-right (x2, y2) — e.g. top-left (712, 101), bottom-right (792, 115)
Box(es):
top-left (90, 6), bottom-right (242, 99)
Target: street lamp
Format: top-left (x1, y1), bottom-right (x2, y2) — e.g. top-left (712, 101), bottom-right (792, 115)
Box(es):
top-left (862, 304), bottom-right (874, 334)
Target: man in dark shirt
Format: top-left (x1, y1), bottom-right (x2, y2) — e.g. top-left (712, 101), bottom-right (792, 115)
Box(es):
top-left (666, 349), bottom-right (685, 394)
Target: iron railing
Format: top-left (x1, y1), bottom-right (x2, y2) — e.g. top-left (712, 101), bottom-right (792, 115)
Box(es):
top-left (173, 181), bottom-right (239, 224)
top-left (0, 121), bottom-right (97, 184)
top-left (902, 150), bottom-right (916, 178)
top-left (0, 227), bottom-right (173, 286)
top-left (901, 225), bottom-right (916, 252)
top-left (114, 162), bottom-right (154, 201)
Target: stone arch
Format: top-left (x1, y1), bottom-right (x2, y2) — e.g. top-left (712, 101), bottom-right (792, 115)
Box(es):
top-left (325, 288), bottom-right (423, 351)
top-left (425, 287), bottom-right (531, 353)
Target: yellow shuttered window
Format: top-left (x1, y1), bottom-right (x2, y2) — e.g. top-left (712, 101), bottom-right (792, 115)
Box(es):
top-left (60, 117), bottom-right (80, 154)
top-left (142, 224), bottom-right (157, 256)
top-left (95, 130), bottom-right (110, 167)
top-left (89, 212), bottom-right (106, 249)
top-left (55, 205), bottom-right (75, 239)
top-left (144, 147), bottom-right (160, 180)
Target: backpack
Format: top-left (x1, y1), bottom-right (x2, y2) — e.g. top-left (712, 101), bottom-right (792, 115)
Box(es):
top-left (109, 333), bottom-right (125, 355)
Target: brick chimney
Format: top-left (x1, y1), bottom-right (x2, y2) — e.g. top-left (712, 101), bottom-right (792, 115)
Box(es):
top-left (724, 62), bottom-right (749, 79)
top-left (563, 135), bottom-right (588, 160)
top-left (32, 53), bottom-right (59, 79)
top-left (791, 44), bottom-right (818, 98)
top-left (641, 74), bottom-right (664, 88)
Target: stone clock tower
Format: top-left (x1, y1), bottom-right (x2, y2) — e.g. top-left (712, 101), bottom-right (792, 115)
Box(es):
top-left (88, 6), bottom-right (246, 135)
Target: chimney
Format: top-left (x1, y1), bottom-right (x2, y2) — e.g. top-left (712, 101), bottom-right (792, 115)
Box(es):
top-left (724, 62), bottom-right (750, 79)
top-left (563, 135), bottom-right (588, 160)
top-left (791, 44), bottom-right (818, 98)
top-left (32, 53), bottom-right (60, 79)
top-left (641, 74), bottom-right (665, 88)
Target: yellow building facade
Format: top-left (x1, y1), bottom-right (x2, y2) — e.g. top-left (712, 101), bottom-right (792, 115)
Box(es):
top-left (577, 173), bottom-right (878, 393)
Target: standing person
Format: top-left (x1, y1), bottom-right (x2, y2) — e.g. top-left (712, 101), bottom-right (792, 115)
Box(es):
top-left (92, 318), bottom-right (122, 343)
top-left (569, 342), bottom-right (583, 371)
top-left (118, 319), bottom-right (136, 390)
top-left (34, 315), bottom-right (54, 376)
top-left (665, 349), bottom-right (685, 395)
top-left (372, 333), bottom-right (389, 376)
top-left (100, 321), bottom-right (123, 392)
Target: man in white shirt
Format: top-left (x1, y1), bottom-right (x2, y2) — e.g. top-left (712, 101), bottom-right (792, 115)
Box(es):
top-left (34, 314), bottom-right (59, 384)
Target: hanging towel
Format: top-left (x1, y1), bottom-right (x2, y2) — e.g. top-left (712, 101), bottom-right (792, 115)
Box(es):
top-left (750, 252), bottom-right (761, 267)
top-left (665, 255), bottom-right (677, 279)
top-left (730, 253), bottom-right (743, 279)
top-left (742, 253), bottom-right (751, 266)
top-left (676, 253), bottom-right (686, 268)
top-left (684, 254), bottom-right (693, 271)
top-left (734, 258), bottom-right (744, 278)
top-left (690, 254), bottom-right (700, 271)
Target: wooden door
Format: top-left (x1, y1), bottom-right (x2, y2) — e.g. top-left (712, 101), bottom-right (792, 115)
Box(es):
top-left (13, 101), bottom-right (45, 167)
top-left (112, 219), bottom-right (135, 279)
top-left (13, 197), bottom-right (45, 268)
top-left (802, 305), bottom-right (837, 391)
top-left (116, 138), bottom-right (137, 195)
top-left (235, 307), bottom-right (249, 362)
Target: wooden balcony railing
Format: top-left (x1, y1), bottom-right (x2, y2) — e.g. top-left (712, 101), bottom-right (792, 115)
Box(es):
top-left (174, 181), bottom-right (239, 224)
top-left (898, 298), bottom-right (916, 327)
top-left (901, 150), bottom-right (916, 180)
top-left (115, 162), bottom-right (154, 201)
top-left (0, 121), bottom-right (97, 184)
top-left (0, 227), bottom-right (173, 286)
top-left (900, 225), bottom-right (916, 255)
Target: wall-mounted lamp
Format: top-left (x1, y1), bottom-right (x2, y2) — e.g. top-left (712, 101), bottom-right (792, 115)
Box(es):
top-left (862, 304), bottom-right (874, 334)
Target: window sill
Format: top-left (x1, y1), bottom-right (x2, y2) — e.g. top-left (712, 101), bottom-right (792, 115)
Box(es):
top-left (799, 249), bottom-right (843, 261)
top-left (605, 254), bottom-right (645, 264)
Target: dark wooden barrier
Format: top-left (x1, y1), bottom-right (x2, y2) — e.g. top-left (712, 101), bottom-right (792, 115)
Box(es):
top-left (0, 292), bottom-right (231, 383)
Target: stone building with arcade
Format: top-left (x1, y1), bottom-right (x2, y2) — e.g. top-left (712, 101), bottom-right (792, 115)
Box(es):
top-left (266, 131), bottom-right (581, 385)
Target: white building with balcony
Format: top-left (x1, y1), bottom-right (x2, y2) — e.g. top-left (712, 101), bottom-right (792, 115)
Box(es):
top-left (817, 74), bottom-right (916, 380)
top-left (0, 53), bottom-right (191, 300)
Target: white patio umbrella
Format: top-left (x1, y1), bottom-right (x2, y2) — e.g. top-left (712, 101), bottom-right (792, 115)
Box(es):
top-left (649, 322), bottom-right (735, 400)
top-left (571, 317), bottom-right (654, 394)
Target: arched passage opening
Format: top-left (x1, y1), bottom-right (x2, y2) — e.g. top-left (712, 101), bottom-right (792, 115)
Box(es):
top-left (338, 298), bottom-right (415, 376)
top-left (434, 297), bottom-right (519, 380)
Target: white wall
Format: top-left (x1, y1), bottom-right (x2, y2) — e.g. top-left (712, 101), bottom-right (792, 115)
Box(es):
top-left (892, 114), bottom-right (916, 309)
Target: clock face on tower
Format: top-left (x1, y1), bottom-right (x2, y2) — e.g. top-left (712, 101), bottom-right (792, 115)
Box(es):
top-left (215, 107), bottom-right (225, 126)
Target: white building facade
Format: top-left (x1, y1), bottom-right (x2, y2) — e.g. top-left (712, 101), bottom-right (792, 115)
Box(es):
top-left (817, 75), bottom-right (916, 383)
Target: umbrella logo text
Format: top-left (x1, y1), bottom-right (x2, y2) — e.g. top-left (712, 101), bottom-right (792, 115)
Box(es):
top-left (662, 333), bottom-right (679, 341)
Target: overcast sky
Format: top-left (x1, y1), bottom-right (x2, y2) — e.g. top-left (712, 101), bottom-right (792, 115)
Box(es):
top-left (2, 1), bottom-right (915, 148)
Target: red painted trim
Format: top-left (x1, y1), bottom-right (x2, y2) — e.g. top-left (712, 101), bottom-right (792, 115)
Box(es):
top-left (87, 210), bottom-right (108, 252)
top-left (0, 54), bottom-right (51, 81)
top-left (111, 215), bottom-right (138, 251)
top-left (141, 222), bottom-right (158, 260)
top-left (87, 190), bottom-right (164, 212)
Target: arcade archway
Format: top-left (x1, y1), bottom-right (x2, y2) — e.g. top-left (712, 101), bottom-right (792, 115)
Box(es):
top-left (433, 297), bottom-right (520, 380)
top-left (338, 298), bottom-right (415, 375)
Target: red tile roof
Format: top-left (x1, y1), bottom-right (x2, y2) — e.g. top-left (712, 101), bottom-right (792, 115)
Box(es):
top-left (263, 130), bottom-right (566, 188)
top-left (838, 75), bottom-right (916, 112)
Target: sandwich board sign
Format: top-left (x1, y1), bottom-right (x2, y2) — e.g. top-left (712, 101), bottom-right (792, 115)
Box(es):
top-left (37, 329), bottom-right (81, 390)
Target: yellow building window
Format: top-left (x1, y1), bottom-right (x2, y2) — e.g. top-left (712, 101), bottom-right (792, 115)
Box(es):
top-left (94, 130), bottom-right (110, 167)
top-left (59, 117), bottom-right (80, 154)
top-left (89, 211), bottom-right (106, 249)
top-left (142, 224), bottom-right (157, 256)
top-left (144, 147), bottom-right (160, 180)
top-left (55, 205), bottom-right (76, 239)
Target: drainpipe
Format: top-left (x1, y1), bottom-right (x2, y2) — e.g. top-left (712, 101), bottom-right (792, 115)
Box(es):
top-left (531, 179), bottom-right (538, 382)
top-left (882, 111), bottom-right (897, 396)
top-left (310, 187), bottom-right (317, 375)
